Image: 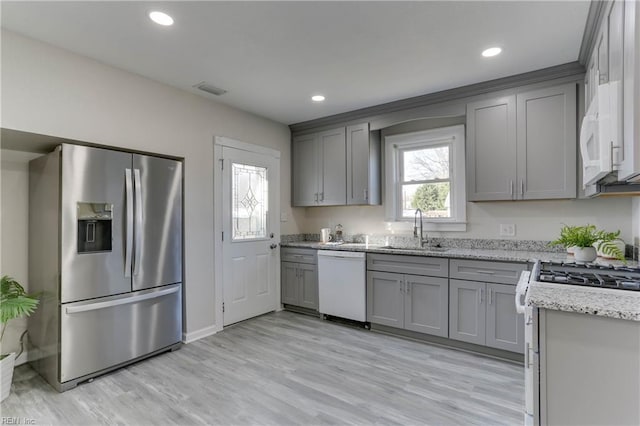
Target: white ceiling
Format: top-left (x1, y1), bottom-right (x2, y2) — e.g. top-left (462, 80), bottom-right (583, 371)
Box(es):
top-left (1, 1), bottom-right (590, 125)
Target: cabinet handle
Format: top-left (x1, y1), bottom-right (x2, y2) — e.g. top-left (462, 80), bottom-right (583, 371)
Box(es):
top-left (363, 188), bottom-right (368, 201)
top-left (520, 179), bottom-right (525, 196)
top-left (488, 288), bottom-right (493, 305)
top-left (314, 193), bottom-right (318, 203)
top-left (406, 282), bottom-right (411, 294)
top-left (320, 192), bottom-right (324, 202)
top-left (510, 180), bottom-right (514, 197)
top-left (400, 281), bottom-right (404, 293)
top-left (478, 288), bottom-right (484, 304)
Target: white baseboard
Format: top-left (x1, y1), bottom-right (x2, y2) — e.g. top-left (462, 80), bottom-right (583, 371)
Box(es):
top-left (182, 324), bottom-right (220, 343)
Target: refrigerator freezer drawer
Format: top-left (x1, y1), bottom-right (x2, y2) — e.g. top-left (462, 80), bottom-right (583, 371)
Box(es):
top-left (60, 284), bottom-right (182, 383)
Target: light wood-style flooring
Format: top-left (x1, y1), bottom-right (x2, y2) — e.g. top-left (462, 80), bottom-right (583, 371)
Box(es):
top-left (3, 311), bottom-right (524, 425)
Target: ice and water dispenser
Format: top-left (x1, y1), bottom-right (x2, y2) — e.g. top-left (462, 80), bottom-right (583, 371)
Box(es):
top-left (77, 202), bottom-right (113, 253)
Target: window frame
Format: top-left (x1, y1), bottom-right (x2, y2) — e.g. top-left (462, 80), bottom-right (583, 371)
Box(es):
top-left (384, 125), bottom-right (467, 231)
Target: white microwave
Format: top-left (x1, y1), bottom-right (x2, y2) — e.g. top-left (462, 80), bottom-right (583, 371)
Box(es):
top-left (579, 81), bottom-right (622, 188)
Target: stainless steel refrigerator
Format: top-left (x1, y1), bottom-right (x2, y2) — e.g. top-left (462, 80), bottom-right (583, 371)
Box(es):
top-left (28, 143), bottom-right (183, 391)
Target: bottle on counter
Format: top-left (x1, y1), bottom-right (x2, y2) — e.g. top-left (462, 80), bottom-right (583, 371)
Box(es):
top-left (335, 224), bottom-right (343, 242)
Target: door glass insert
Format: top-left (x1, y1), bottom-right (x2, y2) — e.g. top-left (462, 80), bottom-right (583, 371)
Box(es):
top-left (232, 163), bottom-right (268, 240)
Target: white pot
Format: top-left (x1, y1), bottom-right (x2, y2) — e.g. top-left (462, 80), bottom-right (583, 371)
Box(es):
top-left (567, 245), bottom-right (578, 255)
top-left (594, 240), bottom-right (626, 259)
top-left (573, 246), bottom-right (597, 262)
top-left (1, 352), bottom-right (15, 402)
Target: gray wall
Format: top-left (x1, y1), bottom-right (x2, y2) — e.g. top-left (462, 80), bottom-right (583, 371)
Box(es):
top-left (0, 30), bottom-right (304, 342)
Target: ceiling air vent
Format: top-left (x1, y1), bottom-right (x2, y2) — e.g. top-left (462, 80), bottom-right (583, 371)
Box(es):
top-left (193, 82), bottom-right (227, 96)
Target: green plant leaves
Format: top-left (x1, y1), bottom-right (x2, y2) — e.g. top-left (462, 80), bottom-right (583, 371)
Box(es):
top-left (0, 296), bottom-right (39, 324)
top-left (0, 275), bottom-right (40, 325)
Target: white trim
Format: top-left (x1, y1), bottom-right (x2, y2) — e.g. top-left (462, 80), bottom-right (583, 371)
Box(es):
top-left (215, 136), bottom-right (281, 159)
top-left (213, 136), bottom-right (281, 329)
top-left (213, 142), bottom-right (224, 335)
top-left (384, 125), bottom-right (466, 226)
top-left (182, 324), bottom-right (220, 344)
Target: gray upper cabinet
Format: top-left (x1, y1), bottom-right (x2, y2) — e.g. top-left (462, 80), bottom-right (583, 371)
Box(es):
top-left (292, 133), bottom-right (319, 206)
top-left (346, 123), bottom-right (381, 205)
top-left (317, 128), bottom-right (347, 205)
top-left (466, 96), bottom-right (517, 201)
top-left (292, 128), bottom-right (345, 206)
top-left (467, 82), bottom-right (577, 202)
top-left (293, 123), bottom-right (380, 207)
top-left (516, 83), bottom-right (577, 200)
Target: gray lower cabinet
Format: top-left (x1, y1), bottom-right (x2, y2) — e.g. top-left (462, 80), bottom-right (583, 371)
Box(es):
top-left (281, 261), bottom-right (318, 310)
top-left (486, 283), bottom-right (523, 352)
top-left (449, 279), bottom-right (523, 353)
top-left (367, 271), bottom-right (403, 328)
top-left (449, 279), bottom-right (486, 346)
top-left (281, 248), bottom-right (319, 310)
top-left (367, 270), bottom-right (448, 337)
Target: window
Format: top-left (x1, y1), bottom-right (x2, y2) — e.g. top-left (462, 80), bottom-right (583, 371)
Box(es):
top-left (385, 125), bottom-right (466, 231)
top-left (232, 162), bottom-right (268, 240)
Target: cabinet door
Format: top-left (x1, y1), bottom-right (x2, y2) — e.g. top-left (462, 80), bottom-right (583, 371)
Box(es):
top-left (449, 279), bottom-right (486, 345)
top-left (281, 262), bottom-right (299, 305)
top-left (516, 83), bottom-right (576, 200)
top-left (486, 283), bottom-right (524, 353)
top-left (466, 96), bottom-right (517, 201)
top-left (366, 271), bottom-right (404, 328)
top-left (346, 123), bottom-right (370, 205)
top-left (298, 263), bottom-right (318, 310)
top-left (292, 133), bottom-right (318, 206)
top-left (619, 0), bottom-right (640, 181)
top-left (317, 128), bottom-right (346, 205)
top-left (404, 274), bottom-right (448, 337)
top-left (596, 20), bottom-right (609, 84)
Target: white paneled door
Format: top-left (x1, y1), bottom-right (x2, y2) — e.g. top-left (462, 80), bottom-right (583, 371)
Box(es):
top-left (220, 144), bottom-right (280, 326)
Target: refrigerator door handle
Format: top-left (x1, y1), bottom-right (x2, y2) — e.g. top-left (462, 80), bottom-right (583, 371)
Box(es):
top-left (124, 169), bottom-right (134, 277)
top-left (133, 169), bottom-right (143, 276)
top-left (65, 285), bottom-right (180, 314)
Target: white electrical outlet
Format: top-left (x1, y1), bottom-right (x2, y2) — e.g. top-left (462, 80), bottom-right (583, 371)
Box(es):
top-left (499, 224), bottom-right (516, 237)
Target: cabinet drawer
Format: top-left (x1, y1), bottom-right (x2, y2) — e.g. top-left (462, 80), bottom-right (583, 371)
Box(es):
top-left (450, 259), bottom-right (526, 285)
top-left (367, 254), bottom-right (448, 277)
top-left (281, 248), bottom-right (317, 264)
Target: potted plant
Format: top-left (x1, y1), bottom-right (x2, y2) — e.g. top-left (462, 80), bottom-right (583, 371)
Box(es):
top-left (1, 276), bottom-right (39, 402)
top-left (593, 230), bottom-right (625, 261)
top-left (550, 224), bottom-right (601, 262)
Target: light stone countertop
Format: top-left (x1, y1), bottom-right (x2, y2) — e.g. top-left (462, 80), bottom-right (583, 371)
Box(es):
top-left (282, 241), bottom-right (578, 263)
top-left (526, 281), bottom-right (640, 321)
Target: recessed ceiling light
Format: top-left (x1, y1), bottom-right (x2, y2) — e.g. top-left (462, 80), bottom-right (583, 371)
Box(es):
top-left (482, 47), bottom-right (502, 58)
top-left (149, 11), bottom-right (174, 26)
top-left (311, 95), bottom-right (325, 102)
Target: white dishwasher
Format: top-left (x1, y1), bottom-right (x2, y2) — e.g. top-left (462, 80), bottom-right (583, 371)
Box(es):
top-left (317, 250), bottom-right (366, 322)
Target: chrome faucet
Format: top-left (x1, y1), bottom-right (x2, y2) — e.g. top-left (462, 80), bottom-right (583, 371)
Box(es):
top-left (414, 208), bottom-right (427, 248)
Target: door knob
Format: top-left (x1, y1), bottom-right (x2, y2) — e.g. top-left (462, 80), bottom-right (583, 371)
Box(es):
top-left (270, 243), bottom-right (278, 249)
